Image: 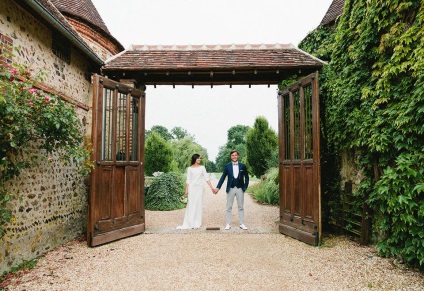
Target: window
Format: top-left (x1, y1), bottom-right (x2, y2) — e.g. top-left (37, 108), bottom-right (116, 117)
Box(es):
top-left (52, 31), bottom-right (71, 64)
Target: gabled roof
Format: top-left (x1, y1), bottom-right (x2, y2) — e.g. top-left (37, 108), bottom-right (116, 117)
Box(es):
top-left (21, 0), bottom-right (103, 65)
top-left (50, 0), bottom-right (110, 35)
top-left (50, 0), bottom-right (124, 53)
top-left (320, 0), bottom-right (345, 26)
top-left (102, 44), bottom-right (325, 85)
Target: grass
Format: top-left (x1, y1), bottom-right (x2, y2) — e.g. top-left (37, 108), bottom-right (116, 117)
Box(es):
top-left (1, 257), bottom-right (40, 290)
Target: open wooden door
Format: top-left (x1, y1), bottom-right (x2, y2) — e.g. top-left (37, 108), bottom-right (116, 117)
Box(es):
top-left (277, 72), bottom-right (321, 246)
top-left (88, 74), bottom-right (146, 246)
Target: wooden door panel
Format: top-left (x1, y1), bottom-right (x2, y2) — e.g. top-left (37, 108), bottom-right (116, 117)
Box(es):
top-left (304, 164), bottom-right (314, 217)
top-left (281, 166), bottom-right (291, 212)
top-left (293, 165), bottom-right (302, 216)
top-left (278, 72), bottom-right (321, 246)
top-left (97, 213), bottom-right (143, 231)
top-left (99, 167), bottom-right (113, 220)
top-left (127, 166), bottom-right (140, 214)
top-left (113, 167), bottom-right (125, 218)
top-left (88, 75), bottom-right (146, 246)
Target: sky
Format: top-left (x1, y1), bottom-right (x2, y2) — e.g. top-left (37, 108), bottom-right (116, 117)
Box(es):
top-left (91, 0), bottom-right (333, 161)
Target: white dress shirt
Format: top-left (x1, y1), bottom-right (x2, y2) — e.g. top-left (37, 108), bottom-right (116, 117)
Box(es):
top-left (232, 162), bottom-right (239, 178)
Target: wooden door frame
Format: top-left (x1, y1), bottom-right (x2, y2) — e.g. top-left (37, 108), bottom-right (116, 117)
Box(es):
top-left (88, 74), bottom-right (146, 246)
top-left (277, 72), bottom-right (321, 245)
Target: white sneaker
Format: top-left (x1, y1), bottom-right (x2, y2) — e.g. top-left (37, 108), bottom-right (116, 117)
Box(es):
top-left (239, 224), bottom-right (248, 230)
top-left (225, 224), bottom-right (231, 230)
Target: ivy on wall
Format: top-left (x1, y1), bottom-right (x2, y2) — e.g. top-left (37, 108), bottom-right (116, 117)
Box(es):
top-left (296, 0), bottom-right (424, 268)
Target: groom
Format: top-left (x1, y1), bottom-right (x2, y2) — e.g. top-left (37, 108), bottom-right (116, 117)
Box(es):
top-left (213, 150), bottom-right (249, 230)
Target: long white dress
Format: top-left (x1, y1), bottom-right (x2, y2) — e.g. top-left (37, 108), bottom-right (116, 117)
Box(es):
top-left (177, 166), bottom-right (210, 229)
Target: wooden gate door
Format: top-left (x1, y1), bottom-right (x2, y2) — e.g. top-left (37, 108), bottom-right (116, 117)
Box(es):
top-left (88, 74), bottom-right (146, 246)
top-left (277, 72), bottom-right (321, 246)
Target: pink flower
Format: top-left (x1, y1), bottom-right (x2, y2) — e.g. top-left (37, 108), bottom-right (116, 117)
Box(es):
top-left (28, 100), bottom-right (34, 107)
top-left (44, 97), bottom-right (50, 102)
top-left (28, 88), bottom-right (35, 94)
top-left (9, 69), bottom-right (18, 75)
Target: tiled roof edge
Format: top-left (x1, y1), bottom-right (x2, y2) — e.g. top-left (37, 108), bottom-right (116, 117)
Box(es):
top-left (105, 48), bottom-right (128, 64)
top-left (129, 43), bottom-right (294, 51)
top-left (292, 45), bottom-right (328, 65)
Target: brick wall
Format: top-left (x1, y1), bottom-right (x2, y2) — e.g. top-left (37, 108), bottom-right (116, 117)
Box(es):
top-left (66, 18), bottom-right (124, 61)
top-left (0, 0), bottom-right (98, 273)
top-left (0, 33), bottom-right (13, 66)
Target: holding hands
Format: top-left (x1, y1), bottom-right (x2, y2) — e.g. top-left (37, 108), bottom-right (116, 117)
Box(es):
top-left (212, 188), bottom-right (219, 195)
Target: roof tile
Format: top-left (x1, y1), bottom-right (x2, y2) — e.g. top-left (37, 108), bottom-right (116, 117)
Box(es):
top-left (320, 0), bottom-right (345, 26)
top-left (50, 0), bottom-right (111, 35)
top-left (104, 43), bottom-right (325, 71)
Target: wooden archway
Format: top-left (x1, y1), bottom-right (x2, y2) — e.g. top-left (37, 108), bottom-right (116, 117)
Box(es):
top-left (88, 43), bottom-right (325, 246)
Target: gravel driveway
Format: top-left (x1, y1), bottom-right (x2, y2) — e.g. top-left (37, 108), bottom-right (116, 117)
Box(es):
top-left (5, 176), bottom-right (424, 290)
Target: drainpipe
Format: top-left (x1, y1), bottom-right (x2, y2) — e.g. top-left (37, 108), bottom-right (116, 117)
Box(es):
top-left (21, 0), bottom-right (104, 66)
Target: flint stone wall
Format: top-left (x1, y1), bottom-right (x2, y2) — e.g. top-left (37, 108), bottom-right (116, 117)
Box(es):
top-left (0, 0), bottom-right (94, 273)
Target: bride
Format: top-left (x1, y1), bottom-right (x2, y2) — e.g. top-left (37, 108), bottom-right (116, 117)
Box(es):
top-left (176, 154), bottom-right (214, 229)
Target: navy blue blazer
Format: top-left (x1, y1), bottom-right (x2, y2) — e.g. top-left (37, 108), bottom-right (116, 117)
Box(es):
top-left (216, 162), bottom-right (249, 193)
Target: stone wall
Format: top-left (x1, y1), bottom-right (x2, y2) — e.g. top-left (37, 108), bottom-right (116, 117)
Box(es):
top-left (339, 150), bottom-right (362, 193)
top-left (0, 0), bottom-right (95, 273)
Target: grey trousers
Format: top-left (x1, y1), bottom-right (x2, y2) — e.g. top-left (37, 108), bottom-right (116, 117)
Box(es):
top-left (226, 187), bottom-right (244, 225)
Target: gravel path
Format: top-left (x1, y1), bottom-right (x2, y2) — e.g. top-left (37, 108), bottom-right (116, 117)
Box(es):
top-left (4, 176), bottom-right (424, 290)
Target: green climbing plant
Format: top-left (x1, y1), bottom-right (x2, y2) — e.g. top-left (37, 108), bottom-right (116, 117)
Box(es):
top-left (0, 51), bottom-right (93, 237)
top-left (297, 0), bottom-right (424, 268)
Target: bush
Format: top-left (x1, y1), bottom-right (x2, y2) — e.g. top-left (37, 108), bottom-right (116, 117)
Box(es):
top-left (248, 167), bottom-right (279, 205)
top-left (246, 117), bottom-right (278, 178)
top-left (0, 58), bottom-right (92, 237)
top-left (145, 172), bottom-right (186, 211)
top-left (144, 132), bottom-right (174, 176)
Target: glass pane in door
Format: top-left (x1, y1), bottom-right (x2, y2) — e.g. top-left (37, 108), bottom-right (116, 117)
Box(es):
top-left (304, 85), bottom-right (313, 160)
top-left (102, 88), bottom-right (113, 161)
top-left (284, 93), bottom-right (291, 160)
top-left (116, 92), bottom-right (127, 161)
top-left (293, 90), bottom-right (301, 160)
top-left (130, 96), bottom-right (139, 161)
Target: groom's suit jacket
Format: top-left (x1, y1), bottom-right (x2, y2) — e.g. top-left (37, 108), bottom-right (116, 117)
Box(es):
top-left (216, 162), bottom-right (249, 193)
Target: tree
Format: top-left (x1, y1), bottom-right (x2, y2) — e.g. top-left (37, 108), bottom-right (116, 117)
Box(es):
top-left (227, 125), bottom-right (250, 148)
top-left (171, 126), bottom-right (191, 140)
top-left (146, 125), bottom-right (173, 141)
top-left (215, 125), bottom-right (250, 170)
top-left (144, 132), bottom-right (174, 175)
top-left (246, 116), bottom-right (278, 178)
top-left (205, 160), bottom-right (217, 173)
top-left (170, 137), bottom-right (208, 173)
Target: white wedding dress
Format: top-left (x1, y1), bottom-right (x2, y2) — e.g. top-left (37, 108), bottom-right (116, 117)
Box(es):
top-left (177, 166), bottom-right (210, 229)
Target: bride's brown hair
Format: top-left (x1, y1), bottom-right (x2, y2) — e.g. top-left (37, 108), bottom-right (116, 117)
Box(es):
top-left (191, 153), bottom-right (200, 165)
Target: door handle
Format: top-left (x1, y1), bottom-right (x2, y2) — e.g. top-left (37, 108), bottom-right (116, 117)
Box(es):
top-left (96, 161), bottom-right (101, 166)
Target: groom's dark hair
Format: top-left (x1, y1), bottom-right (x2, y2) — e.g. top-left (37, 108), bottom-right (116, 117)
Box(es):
top-left (230, 150), bottom-right (239, 156)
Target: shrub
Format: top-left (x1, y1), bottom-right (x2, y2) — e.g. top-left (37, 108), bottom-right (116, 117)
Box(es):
top-left (0, 56), bottom-right (92, 237)
top-left (246, 117), bottom-right (278, 178)
top-left (248, 167), bottom-right (279, 205)
top-left (145, 172), bottom-right (185, 211)
top-left (144, 132), bottom-right (174, 176)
